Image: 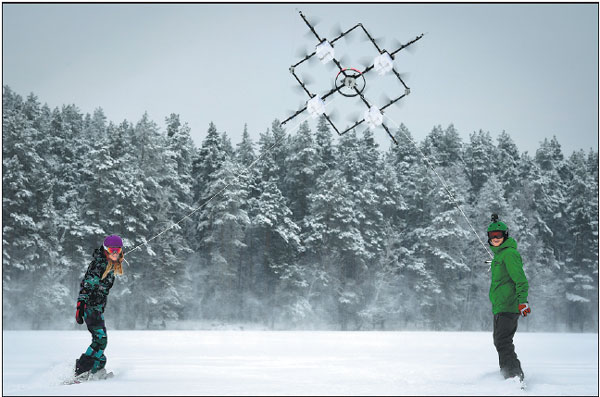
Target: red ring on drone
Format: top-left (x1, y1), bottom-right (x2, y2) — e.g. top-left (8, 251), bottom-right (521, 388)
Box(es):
top-left (335, 67), bottom-right (363, 80)
top-left (335, 67), bottom-right (366, 97)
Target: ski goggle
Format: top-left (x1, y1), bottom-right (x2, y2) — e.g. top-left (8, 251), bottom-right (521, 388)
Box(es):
top-left (487, 231), bottom-right (505, 240)
top-left (104, 246), bottom-right (122, 255)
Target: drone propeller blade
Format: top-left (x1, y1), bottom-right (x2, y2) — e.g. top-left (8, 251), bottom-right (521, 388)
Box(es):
top-left (295, 46), bottom-right (309, 58)
top-left (286, 100), bottom-right (307, 118)
top-left (360, 32), bottom-right (385, 48)
top-left (394, 71), bottom-right (411, 85)
top-left (327, 108), bottom-right (340, 123)
top-left (390, 38), bottom-right (419, 56)
top-left (379, 92), bottom-right (406, 111)
top-left (357, 56), bottom-right (373, 70)
top-left (300, 73), bottom-right (315, 86)
top-left (346, 110), bottom-right (362, 124)
top-left (303, 30), bottom-right (317, 41)
top-left (323, 60), bottom-right (342, 72)
top-left (379, 93), bottom-right (392, 105)
top-left (360, 35), bottom-right (384, 45)
top-left (291, 84), bottom-right (305, 96)
top-left (306, 14), bottom-right (322, 28)
top-left (336, 54), bottom-right (350, 68)
top-left (330, 23), bottom-right (358, 43)
top-left (389, 38), bottom-right (403, 53)
top-left (291, 84), bottom-right (314, 97)
top-left (302, 14), bottom-right (323, 41)
top-left (344, 27), bottom-right (358, 43)
top-left (331, 23), bottom-right (344, 38)
top-left (294, 46), bottom-right (318, 63)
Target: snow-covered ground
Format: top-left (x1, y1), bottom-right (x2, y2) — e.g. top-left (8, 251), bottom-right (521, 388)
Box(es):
top-left (2, 330), bottom-right (597, 396)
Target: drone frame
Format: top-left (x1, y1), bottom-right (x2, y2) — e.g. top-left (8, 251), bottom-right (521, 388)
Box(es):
top-left (282, 10), bottom-right (424, 145)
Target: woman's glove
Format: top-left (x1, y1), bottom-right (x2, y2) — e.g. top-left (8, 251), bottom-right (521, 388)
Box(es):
top-left (75, 300), bottom-right (86, 324)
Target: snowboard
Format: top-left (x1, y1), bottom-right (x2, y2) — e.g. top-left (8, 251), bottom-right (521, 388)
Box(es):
top-left (506, 375), bottom-right (526, 391)
top-left (63, 368), bottom-right (114, 385)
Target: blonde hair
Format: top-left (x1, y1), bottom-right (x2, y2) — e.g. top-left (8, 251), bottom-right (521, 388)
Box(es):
top-left (102, 251), bottom-right (124, 280)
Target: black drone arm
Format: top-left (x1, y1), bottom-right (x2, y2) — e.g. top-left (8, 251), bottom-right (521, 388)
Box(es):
top-left (381, 123), bottom-right (399, 145)
top-left (390, 33), bottom-right (425, 58)
top-left (358, 23), bottom-right (384, 54)
top-left (323, 113), bottom-right (342, 135)
top-left (292, 52), bottom-right (316, 69)
top-left (281, 105), bottom-right (308, 126)
top-left (330, 24), bottom-right (362, 45)
top-left (299, 11), bottom-right (323, 42)
top-left (291, 70), bottom-right (313, 97)
top-left (380, 93), bottom-right (407, 112)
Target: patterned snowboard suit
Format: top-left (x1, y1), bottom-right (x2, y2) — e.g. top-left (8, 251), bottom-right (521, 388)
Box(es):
top-left (77, 246), bottom-right (117, 373)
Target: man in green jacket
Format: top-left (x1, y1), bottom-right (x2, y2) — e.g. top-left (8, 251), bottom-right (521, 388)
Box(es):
top-left (487, 215), bottom-right (531, 382)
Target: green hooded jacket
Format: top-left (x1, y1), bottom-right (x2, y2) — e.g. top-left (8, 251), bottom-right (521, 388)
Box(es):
top-left (489, 237), bottom-right (529, 314)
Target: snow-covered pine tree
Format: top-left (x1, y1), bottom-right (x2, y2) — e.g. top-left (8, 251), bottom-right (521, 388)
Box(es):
top-left (235, 124), bottom-right (256, 167)
top-left (221, 131), bottom-right (234, 157)
top-left (247, 126), bottom-right (303, 327)
top-left (30, 194), bottom-right (70, 329)
top-left (304, 165), bottom-right (367, 330)
top-left (420, 124), bottom-right (463, 168)
top-left (195, 155), bottom-right (250, 322)
top-left (136, 114), bottom-right (195, 328)
top-left (563, 149), bottom-right (599, 331)
top-left (116, 113), bottom-right (174, 328)
top-left (284, 121), bottom-right (319, 225)
top-left (421, 125), bottom-right (444, 166)
top-left (356, 129), bottom-right (385, 247)
top-left (269, 120), bottom-right (290, 194)
top-left (250, 178), bottom-right (303, 327)
top-left (314, 115), bottom-right (336, 176)
top-left (358, 156), bottom-right (407, 330)
top-left (2, 88), bottom-right (59, 327)
top-left (464, 130), bottom-right (497, 198)
top-left (495, 130), bottom-right (521, 198)
top-left (411, 163), bottom-right (472, 330)
top-left (385, 125), bottom-right (434, 328)
top-left (534, 136), bottom-right (570, 262)
top-left (191, 122), bottom-right (227, 251)
top-left (441, 124), bottom-right (464, 167)
top-left (337, 129), bottom-right (381, 326)
top-left (389, 124), bottom-right (421, 221)
top-left (43, 104), bottom-right (95, 296)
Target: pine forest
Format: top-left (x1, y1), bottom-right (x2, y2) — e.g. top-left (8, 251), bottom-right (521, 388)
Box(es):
top-left (2, 86), bottom-right (598, 332)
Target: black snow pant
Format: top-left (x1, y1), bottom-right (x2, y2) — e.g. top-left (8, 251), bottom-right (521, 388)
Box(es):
top-left (493, 312), bottom-right (524, 379)
top-left (75, 308), bottom-right (107, 375)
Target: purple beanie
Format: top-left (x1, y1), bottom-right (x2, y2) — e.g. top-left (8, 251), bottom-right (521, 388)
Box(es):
top-left (103, 235), bottom-right (123, 248)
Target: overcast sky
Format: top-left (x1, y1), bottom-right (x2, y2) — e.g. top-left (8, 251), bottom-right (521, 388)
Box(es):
top-left (3, 3), bottom-right (598, 155)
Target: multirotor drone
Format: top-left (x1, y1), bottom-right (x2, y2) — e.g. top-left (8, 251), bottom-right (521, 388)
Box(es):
top-left (282, 11), bottom-right (424, 145)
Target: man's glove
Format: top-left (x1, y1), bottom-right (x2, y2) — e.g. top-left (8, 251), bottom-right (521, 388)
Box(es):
top-left (519, 303), bottom-right (531, 317)
top-left (75, 300), bottom-right (86, 324)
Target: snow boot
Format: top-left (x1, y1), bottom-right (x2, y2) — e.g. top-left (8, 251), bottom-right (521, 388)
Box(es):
top-left (74, 353), bottom-right (95, 376)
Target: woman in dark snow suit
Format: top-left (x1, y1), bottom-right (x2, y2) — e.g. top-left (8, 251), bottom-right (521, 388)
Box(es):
top-left (74, 234), bottom-right (124, 378)
top-left (487, 217), bottom-right (530, 382)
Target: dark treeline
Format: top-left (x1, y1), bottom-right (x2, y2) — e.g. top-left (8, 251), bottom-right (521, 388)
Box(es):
top-left (2, 86), bottom-right (598, 332)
